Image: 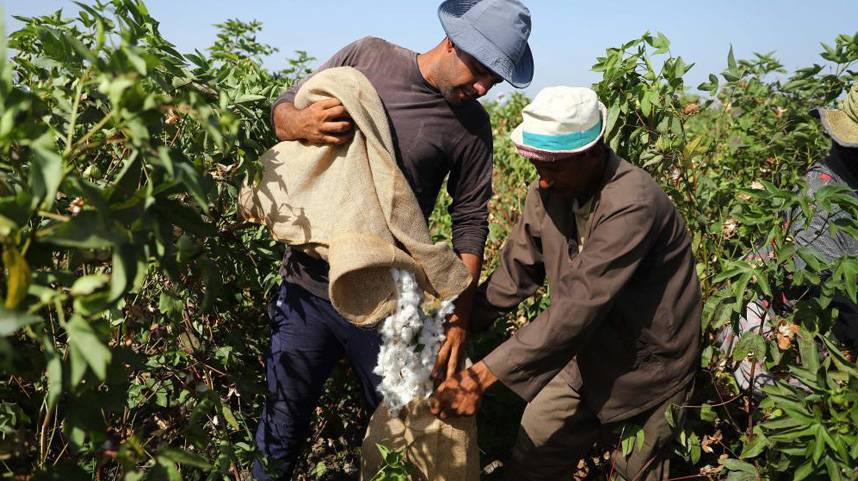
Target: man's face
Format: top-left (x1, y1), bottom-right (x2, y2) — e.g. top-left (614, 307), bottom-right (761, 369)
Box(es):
top-left (436, 42), bottom-right (502, 105)
top-left (530, 145), bottom-right (605, 197)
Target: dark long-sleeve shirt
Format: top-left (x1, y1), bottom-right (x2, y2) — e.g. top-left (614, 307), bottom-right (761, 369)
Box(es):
top-left (272, 37), bottom-right (493, 298)
top-left (473, 152), bottom-right (702, 423)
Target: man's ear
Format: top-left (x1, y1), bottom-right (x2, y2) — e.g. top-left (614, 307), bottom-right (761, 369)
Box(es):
top-left (443, 37), bottom-right (455, 53)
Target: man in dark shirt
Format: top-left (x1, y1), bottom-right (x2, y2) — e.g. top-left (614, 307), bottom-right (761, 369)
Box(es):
top-left (253, 1), bottom-right (534, 479)
top-left (431, 87), bottom-right (701, 481)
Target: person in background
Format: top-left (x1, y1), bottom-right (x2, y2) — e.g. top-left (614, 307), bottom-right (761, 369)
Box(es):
top-left (720, 84), bottom-right (858, 395)
top-left (802, 84), bottom-right (858, 348)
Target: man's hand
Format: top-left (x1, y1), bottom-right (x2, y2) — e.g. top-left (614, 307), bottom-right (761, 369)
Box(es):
top-left (430, 361), bottom-right (498, 419)
top-left (431, 252), bottom-right (482, 382)
top-left (432, 313), bottom-right (467, 382)
top-left (273, 99), bottom-right (353, 145)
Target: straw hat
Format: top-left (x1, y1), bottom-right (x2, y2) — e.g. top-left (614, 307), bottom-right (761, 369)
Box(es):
top-left (510, 86), bottom-right (607, 162)
top-left (815, 84), bottom-right (858, 149)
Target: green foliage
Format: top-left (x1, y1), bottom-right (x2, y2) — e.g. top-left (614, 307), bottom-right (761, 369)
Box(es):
top-left (369, 444), bottom-right (416, 481)
top-left (0, 1), bottom-right (307, 479)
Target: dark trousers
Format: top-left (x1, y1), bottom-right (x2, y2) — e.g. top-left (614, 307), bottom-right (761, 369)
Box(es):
top-left (253, 281), bottom-right (383, 481)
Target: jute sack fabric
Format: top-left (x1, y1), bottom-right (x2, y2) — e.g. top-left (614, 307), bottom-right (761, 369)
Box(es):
top-left (361, 400), bottom-right (480, 481)
top-left (239, 67), bottom-right (472, 326)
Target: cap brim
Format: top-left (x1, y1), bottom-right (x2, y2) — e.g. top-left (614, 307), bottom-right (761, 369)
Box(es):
top-left (510, 102), bottom-right (609, 160)
top-left (438, 6), bottom-right (534, 88)
top-left (816, 107), bottom-right (858, 148)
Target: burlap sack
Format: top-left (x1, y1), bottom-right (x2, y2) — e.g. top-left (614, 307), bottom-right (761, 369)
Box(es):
top-left (239, 67), bottom-right (472, 326)
top-left (361, 400), bottom-right (480, 481)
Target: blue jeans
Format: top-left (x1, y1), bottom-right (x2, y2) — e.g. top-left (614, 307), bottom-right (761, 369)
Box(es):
top-left (253, 281), bottom-right (383, 481)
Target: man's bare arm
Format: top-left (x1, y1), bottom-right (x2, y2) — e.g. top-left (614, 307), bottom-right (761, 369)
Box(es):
top-left (432, 252), bottom-right (482, 381)
top-left (272, 98), bottom-right (353, 145)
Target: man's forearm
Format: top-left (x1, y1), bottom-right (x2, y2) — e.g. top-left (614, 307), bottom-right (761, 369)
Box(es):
top-left (272, 102), bottom-right (306, 141)
top-left (452, 252), bottom-right (482, 328)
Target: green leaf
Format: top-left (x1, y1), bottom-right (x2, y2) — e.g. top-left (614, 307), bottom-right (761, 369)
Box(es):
top-left (793, 460), bottom-right (815, 481)
top-left (727, 45), bottom-right (737, 70)
top-left (796, 329), bottom-right (820, 373)
top-left (812, 424), bottom-right (824, 464)
top-left (221, 404), bottom-right (239, 430)
top-left (754, 269), bottom-right (772, 297)
top-left (123, 46), bottom-right (147, 75)
top-left (158, 292), bottom-right (183, 319)
top-left (44, 339), bottom-right (62, 409)
top-left (683, 135), bottom-right (704, 166)
top-left (635, 426), bottom-right (645, 451)
top-left (100, 76), bottom-right (135, 110)
top-left (29, 136), bottom-right (64, 210)
top-left (605, 102), bottom-right (621, 136)
top-left (109, 244), bottom-right (140, 302)
top-left (0, 307), bottom-right (42, 336)
top-left (620, 424), bottom-right (644, 456)
top-left (40, 212), bottom-right (123, 249)
top-left (820, 335), bottom-right (858, 377)
top-left (834, 258), bottom-right (858, 303)
top-left (739, 433), bottom-right (769, 459)
top-left (311, 461), bottom-right (327, 478)
top-left (66, 315), bottom-right (111, 381)
top-left (108, 151), bottom-right (142, 202)
top-left (640, 90), bottom-right (653, 118)
top-left (0, 13), bottom-right (7, 85)
top-left (157, 447), bottom-right (211, 469)
top-left (69, 339), bottom-right (88, 387)
top-left (156, 146), bottom-right (174, 178)
top-left (62, 31), bottom-right (97, 64)
top-left (796, 247), bottom-right (824, 273)
top-left (732, 270), bottom-right (753, 312)
top-left (824, 458), bottom-right (844, 481)
top-left (700, 403), bottom-right (717, 422)
top-left (376, 443), bottom-right (391, 462)
top-left (70, 274), bottom-right (110, 297)
top-left (3, 243), bottom-right (31, 309)
top-left (664, 404), bottom-right (675, 428)
top-left (720, 458), bottom-right (757, 474)
top-left (175, 162), bottom-right (210, 214)
top-left (233, 94), bottom-right (266, 104)
top-left (732, 332), bottom-right (766, 362)
top-left (650, 32), bottom-right (670, 54)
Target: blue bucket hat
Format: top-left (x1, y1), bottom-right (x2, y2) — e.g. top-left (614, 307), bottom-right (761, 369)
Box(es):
top-left (438, 0), bottom-right (534, 88)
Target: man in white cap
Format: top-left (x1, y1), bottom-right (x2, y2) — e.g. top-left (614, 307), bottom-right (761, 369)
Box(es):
top-left (432, 87), bottom-right (702, 481)
top-left (255, 1), bottom-right (534, 479)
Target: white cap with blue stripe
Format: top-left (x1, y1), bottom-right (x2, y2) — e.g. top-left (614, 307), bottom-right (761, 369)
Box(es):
top-left (511, 86), bottom-right (608, 161)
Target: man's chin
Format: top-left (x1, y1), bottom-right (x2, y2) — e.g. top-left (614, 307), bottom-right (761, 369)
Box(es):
top-left (443, 91), bottom-right (474, 105)
top-left (444, 95), bottom-right (465, 106)
top-left (540, 184), bottom-right (577, 196)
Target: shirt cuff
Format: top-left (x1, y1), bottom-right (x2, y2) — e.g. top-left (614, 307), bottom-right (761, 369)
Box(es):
top-left (482, 341), bottom-right (557, 402)
top-left (452, 228), bottom-right (487, 258)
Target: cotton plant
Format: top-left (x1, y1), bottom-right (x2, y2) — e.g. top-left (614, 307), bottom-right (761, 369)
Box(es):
top-left (374, 269), bottom-right (457, 413)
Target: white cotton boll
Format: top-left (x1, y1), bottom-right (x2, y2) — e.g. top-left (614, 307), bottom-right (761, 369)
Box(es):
top-left (374, 268), bottom-right (453, 413)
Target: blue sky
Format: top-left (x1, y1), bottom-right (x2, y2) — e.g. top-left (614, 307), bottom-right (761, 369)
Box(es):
top-left (4, 1), bottom-right (858, 99)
